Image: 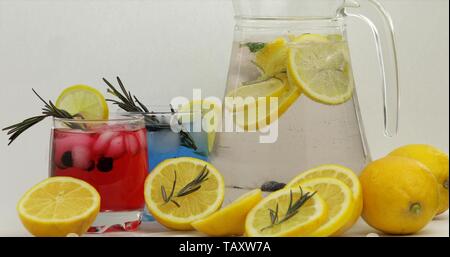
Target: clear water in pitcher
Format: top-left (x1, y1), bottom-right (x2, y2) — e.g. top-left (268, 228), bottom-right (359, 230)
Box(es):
top-left (210, 33), bottom-right (370, 189)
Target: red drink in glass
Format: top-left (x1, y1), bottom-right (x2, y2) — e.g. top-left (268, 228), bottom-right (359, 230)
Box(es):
top-left (50, 116), bottom-right (148, 233)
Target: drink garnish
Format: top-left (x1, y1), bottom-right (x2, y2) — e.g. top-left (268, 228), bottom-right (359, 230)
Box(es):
top-left (243, 42), bottom-right (266, 53)
top-left (161, 165), bottom-right (209, 207)
top-left (261, 187), bottom-right (316, 231)
top-left (103, 76), bottom-right (197, 150)
top-left (2, 89), bottom-right (79, 145)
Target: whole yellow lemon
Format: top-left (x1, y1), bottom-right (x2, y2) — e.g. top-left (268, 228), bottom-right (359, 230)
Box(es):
top-left (360, 156), bottom-right (440, 235)
top-left (389, 144), bottom-right (449, 215)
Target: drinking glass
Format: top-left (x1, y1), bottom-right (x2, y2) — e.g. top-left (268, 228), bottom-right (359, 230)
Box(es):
top-left (127, 108), bottom-right (210, 221)
top-left (49, 115), bottom-right (148, 233)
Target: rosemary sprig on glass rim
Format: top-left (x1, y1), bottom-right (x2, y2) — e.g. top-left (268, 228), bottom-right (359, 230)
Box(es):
top-left (103, 77), bottom-right (197, 150)
top-left (261, 187), bottom-right (317, 232)
top-left (161, 165), bottom-right (210, 208)
top-left (2, 89), bottom-right (79, 145)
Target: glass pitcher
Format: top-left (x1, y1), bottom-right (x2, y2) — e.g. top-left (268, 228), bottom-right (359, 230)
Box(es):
top-left (209, 0), bottom-right (399, 189)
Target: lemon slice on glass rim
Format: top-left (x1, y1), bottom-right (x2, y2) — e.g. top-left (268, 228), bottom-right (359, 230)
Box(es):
top-left (56, 84), bottom-right (109, 120)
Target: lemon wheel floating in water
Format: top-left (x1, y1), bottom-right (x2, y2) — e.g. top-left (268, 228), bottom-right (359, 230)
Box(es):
top-left (254, 37), bottom-right (289, 77)
top-left (225, 77), bottom-right (286, 112)
top-left (287, 34), bottom-right (355, 105)
top-left (144, 157), bottom-right (225, 231)
top-left (234, 73), bottom-right (301, 130)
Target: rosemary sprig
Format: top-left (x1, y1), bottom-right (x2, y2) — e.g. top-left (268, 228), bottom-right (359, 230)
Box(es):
top-left (161, 165), bottom-right (210, 207)
top-left (161, 170), bottom-right (181, 207)
top-left (2, 89), bottom-right (77, 145)
top-left (243, 42), bottom-right (266, 53)
top-left (169, 105), bottom-right (197, 150)
top-left (104, 77), bottom-right (197, 150)
top-left (177, 165), bottom-right (209, 197)
top-left (261, 187), bottom-right (317, 231)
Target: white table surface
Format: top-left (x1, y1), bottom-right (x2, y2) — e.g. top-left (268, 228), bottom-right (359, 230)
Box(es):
top-left (5, 187), bottom-right (449, 237)
top-left (94, 188), bottom-right (449, 238)
top-left (89, 212), bottom-right (448, 238)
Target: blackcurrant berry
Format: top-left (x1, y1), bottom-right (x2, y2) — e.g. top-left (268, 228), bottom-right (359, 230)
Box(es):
top-left (61, 151), bottom-right (73, 168)
top-left (97, 157), bottom-right (113, 172)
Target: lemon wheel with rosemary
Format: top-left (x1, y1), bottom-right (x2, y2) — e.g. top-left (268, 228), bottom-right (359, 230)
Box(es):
top-left (287, 164), bottom-right (363, 235)
top-left (245, 187), bottom-right (328, 237)
top-left (144, 157), bottom-right (225, 231)
top-left (296, 178), bottom-right (355, 237)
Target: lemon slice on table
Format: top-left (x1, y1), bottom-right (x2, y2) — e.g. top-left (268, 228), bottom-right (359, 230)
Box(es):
top-left (56, 85), bottom-right (109, 120)
top-left (287, 164), bottom-right (363, 236)
top-left (254, 37), bottom-right (289, 77)
top-left (296, 177), bottom-right (355, 237)
top-left (245, 187), bottom-right (328, 237)
top-left (235, 73), bottom-right (301, 130)
top-left (287, 34), bottom-right (354, 105)
top-left (192, 189), bottom-right (263, 236)
top-left (144, 157), bottom-right (225, 230)
top-left (17, 177), bottom-right (100, 237)
top-left (178, 100), bottom-right (222, 153)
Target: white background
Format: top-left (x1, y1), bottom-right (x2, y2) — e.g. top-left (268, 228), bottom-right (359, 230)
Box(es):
top-left (0, 0), bottom-right (448, 235)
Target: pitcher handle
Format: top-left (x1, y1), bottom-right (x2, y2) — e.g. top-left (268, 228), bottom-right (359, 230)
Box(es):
top-left (339, 0), bottom-right (399, 137)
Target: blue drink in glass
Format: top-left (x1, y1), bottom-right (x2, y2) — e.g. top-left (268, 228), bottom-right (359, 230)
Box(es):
top-left (142, 112), bottom-right (209, 221)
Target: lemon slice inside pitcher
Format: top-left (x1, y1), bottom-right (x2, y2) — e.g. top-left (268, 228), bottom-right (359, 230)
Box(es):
top-left (234, 73), bottom-right (301, 130)
top-left (254, 37), bottom-right (289, 76)
top-left (287, 34), bottom-right (355, 105)
top-left (225, 77), bottom-right (286, 112)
